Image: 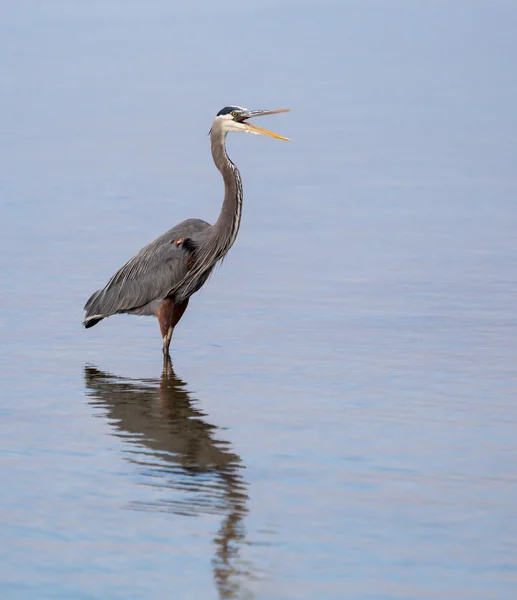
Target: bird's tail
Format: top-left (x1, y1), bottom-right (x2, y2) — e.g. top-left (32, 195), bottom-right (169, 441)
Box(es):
top-left (83, 289), bottom-right (106, 328)
top-left (83, 315), bottom-right (104, 328)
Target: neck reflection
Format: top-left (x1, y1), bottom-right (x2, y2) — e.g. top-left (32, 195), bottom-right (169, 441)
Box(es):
top-left (84, 360), bottom-right (250, 599)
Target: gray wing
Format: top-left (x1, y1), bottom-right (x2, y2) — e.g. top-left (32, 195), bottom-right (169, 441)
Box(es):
top-left (84, 218), bottom-right (211, 322)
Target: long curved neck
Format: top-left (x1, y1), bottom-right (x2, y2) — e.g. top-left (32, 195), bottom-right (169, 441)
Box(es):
top-left (210, 127), bottom-right (243, 252)
top-left (170, 126), bottom-right (244, 302)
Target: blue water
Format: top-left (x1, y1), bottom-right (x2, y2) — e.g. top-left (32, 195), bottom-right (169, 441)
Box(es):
top-left (1, 1), bottom-right (516, 598)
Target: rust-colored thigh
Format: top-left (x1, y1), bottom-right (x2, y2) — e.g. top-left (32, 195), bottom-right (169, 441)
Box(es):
top-left (156, 298), bottom-right (174, 338)
top-left (172, 299), bottom-right (189, 329)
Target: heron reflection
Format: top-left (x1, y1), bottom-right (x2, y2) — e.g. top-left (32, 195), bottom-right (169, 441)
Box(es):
top-left (84, 360), bottom-right (251, 598)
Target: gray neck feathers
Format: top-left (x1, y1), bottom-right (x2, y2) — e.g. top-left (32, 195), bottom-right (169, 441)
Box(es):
top-left (211, 126), bottom-right (243, 253)
top-left (172, 123), bottom-right (243, 301)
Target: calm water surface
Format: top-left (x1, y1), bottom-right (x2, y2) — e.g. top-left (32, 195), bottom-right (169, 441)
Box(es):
top-left (1, 1), bottom-right (517, 598)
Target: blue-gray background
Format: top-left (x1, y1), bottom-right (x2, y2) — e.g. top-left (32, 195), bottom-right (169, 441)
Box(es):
top-left (1, 1), bottom-right (516, 598)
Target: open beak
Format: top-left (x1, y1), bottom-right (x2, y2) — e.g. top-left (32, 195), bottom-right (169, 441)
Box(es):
top-left (239, 108), bottom-right (290, 141)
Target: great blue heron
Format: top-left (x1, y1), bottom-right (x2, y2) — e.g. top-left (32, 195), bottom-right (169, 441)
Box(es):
top-left (83, 106), bottom-right (289, 355)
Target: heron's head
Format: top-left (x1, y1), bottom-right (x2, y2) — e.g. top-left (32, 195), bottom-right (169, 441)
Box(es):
top-left (212, 106), bottom-right (290, 140)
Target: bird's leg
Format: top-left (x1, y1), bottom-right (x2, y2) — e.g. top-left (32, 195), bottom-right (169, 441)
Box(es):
top-left (156, 297), bottom-right (189, 356)
top-left (162, 352), bottom-right (174, 377)
top-left (162, 299), bottom-right (189, 355)
top-left (171, 299), bottom-right (189, 330)
top-left (156, 298), bottom-right (174, 356)
top-left (163, 326), bottom-right (173, 356)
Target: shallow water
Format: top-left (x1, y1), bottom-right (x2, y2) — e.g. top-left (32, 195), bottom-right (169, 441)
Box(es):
top-left (1, 1), bottom-right (517, 598)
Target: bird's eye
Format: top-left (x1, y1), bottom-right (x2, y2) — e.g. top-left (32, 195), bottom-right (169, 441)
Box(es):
top-left (231, 111), bottom-right (239, 118)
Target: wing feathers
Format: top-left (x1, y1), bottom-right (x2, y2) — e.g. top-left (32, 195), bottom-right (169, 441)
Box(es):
top-left (83, 219), bottom-right (210, 322)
